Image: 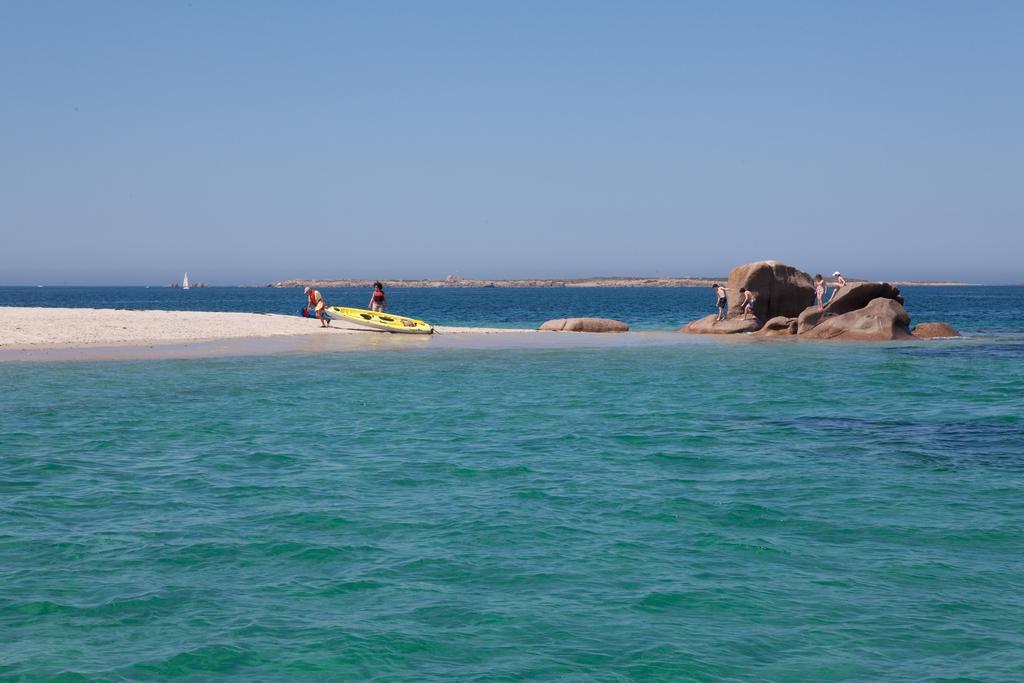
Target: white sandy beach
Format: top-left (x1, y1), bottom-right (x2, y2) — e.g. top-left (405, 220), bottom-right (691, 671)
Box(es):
top-left (0, 307), bottom-right (533, 349)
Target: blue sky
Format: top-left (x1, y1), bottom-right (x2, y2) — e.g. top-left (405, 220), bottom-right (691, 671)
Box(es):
top-left (1, 1), bottom-right (1021, 284)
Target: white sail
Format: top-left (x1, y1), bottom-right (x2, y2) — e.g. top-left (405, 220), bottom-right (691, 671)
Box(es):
top-left (183, 272), bottom-right (190, 290)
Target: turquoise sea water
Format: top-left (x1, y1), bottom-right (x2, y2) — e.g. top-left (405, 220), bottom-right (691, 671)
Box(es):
top-left (3, 289), bottom-right (1024, 679)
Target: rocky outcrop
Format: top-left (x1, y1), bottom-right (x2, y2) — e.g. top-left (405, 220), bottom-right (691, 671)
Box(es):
top-left (539, 317), bottom-right (629, 332)
top-left (726, 261), bottom-right (816, 322)
top-left (825, 282), bottom-right (903, 316)
top-left (756, 316), bottom-right (798, 336)
top-left (797, 283), bottom-right (907, 335)
top-left (801, 298), bottom-right (914, 341)
top-left (679, 260), bottom-right (928, 342)
top-left (680, 261), bottom-right (814, 334)
top-left (681, 314), bottom-right (761, 334)
top-left (796, 307), bottom-right (834, 334)
top-left (913, 322), bottom-right (960, 338)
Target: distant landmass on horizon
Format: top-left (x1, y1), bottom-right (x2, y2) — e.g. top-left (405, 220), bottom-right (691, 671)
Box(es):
top-left (268, 276), bottom-right (972, 289)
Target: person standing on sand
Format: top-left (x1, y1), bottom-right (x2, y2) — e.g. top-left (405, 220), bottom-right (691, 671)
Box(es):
top-left (827, 271), bottom-right (846, 304)
top-left (304, 286), bottom-right (330, 327)
top-left (814, 274), bottom-right (827, 309)
top-left (739, 288), bottom-right (756, 320)
top-left (369, 281), bottom-right (387, 312)
top-left (712, 283), bottom-right (728, 320)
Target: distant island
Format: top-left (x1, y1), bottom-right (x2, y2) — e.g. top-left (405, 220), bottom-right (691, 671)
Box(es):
top-left (269, 275), bottom-right (970, 289)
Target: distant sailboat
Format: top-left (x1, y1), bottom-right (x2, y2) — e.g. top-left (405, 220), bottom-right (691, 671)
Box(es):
top-left (182, 272), bottom-right (190, 290)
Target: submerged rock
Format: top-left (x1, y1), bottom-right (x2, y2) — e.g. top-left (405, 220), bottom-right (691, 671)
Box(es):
top-left (913, 322), bottom-right (960, 338)
top-left (801, 298), bottom-right (914, 341)
top-left (539, 317), bottom-right (629, 332)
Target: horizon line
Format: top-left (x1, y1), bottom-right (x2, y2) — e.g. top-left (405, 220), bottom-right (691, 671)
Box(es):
top-left (3, 277), bottom-right (1017, 288)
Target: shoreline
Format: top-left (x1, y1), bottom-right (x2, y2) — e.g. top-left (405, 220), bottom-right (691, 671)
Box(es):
top-left (0, 329), bottom-right (726, 363)
top-left (0, 306), bottom-right (729, 363)
top-left (0, 306), bottom-right (982, 363)
top-left (0, 306), bottom-right (751, 363)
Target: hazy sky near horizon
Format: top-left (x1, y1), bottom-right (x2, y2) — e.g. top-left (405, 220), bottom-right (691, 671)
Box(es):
top-left (2, 1), bottom-right (1022, 285)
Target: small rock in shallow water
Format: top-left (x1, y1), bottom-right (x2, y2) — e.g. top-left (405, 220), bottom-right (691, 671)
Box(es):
top-left (539, 317), bottom-right (629, 332)
top-left (913, 322), bottom-right (961, 338)
top-left (680, 314), bottom-right (761, 334)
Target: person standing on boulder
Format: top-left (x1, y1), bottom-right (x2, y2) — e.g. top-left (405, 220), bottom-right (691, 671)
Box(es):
top-left (827, 272), bottom-right (846, 304)
top-left (713, 283), bottom-right (728, 320)
top-left (815, 274), bottom-right (827, 309)
top-left (739, 288), bottom-right (756, 320)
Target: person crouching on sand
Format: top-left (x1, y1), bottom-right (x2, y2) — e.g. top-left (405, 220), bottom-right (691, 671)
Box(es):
top-left (739, 288), bottom-right (756, 320)
top-left (304, 286), bottom-right (330, 327)
top-left (369, 281), bottom-right (387, 312)
top-left (712, 283), bottom-right (728, 320)
top-left (814, 274), bottom-right (826, 309)
top-left (827, 271), bottom-right (846, 304)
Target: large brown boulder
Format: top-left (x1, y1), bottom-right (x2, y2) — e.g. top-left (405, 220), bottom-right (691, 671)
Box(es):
top-left (825, 282), bottom-right (903, 315)
top-left (796, 306), bottom-right (834, 334)
top-left (755, 316), bottom-right (798, 336)
top-left (913, 322), bottom-right (960, 338)
top-left (539, 317), bottom-right (629, 332)
top-left (726, 261), bottom-right (815, 322)
top-left (801, 298), bottom-right (913, 341)
top-left (681, 314), bottom-right (761, 334)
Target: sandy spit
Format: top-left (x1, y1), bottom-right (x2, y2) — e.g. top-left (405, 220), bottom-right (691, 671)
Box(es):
top-left (0, 307), bottom-right (534, 349)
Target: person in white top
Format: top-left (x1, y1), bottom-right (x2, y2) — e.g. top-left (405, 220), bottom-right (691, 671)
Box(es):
top-left (826, 271), bottom-right (846, 304)
top-left (823, 272), bottom-right (847, 305)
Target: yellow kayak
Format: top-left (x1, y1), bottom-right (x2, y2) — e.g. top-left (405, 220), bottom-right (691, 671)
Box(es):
top-left (326, 306), bottom-right (434, 334)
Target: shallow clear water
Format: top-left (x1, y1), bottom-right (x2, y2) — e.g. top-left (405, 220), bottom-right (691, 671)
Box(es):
top-left (3, 287), bottom-right (1024, 679)
top-left (2, 284), bottom-right (1022, 332)
top-left (3, 336), bottom-right (1024, 679)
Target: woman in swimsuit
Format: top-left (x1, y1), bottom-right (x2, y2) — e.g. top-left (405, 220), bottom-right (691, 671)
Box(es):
top-left (814, 274), bottom-right (826, 309)
top-left (369, 281), bottom-right (387, 312)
